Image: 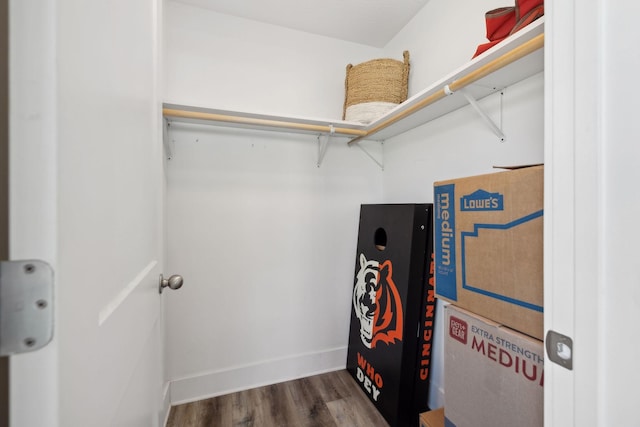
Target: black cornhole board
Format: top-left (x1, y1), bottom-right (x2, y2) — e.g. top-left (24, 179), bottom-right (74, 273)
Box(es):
top-left (346, 204), bottom-right (436, 427)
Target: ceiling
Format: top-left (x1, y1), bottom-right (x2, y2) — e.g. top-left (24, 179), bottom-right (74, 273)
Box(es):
top-left (173, 0), bottom-right (431, 47)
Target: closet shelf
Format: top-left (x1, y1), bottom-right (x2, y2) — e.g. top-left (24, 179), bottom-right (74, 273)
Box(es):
top-left (352, 19), bottom-right (544, 143)
top-left (163, 18), bottom-right (544, 144)
top-left (162, 105), bottom-right (367, 137)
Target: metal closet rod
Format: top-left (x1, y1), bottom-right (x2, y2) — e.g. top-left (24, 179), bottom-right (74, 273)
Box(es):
top-left (347, 32), bottom-right (545, 145)
top-left (162, 108), bottom-right (368, 137)
top-left (162, 33), bottom-right (543, 143)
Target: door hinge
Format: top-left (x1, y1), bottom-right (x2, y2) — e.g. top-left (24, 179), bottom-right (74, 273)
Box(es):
top-left (0, 260), bottom-right (54, 356)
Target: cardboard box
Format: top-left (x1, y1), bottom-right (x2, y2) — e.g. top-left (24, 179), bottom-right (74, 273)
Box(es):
top-left (433, 166), bottom-right (543, 339)
top-left (419, 408), bottom-right (444, 427)
top-left (346, 204), bottom-right (436, 427)
top-left (444, 305), bottom-right (543, 427)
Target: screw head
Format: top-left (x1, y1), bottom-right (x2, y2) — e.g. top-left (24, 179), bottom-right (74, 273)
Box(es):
top-left (24, 264), bottom-right (36, 274)
top-left (36, 300), bottom-right (48, 309)
top-left (24, 338), bottom-right (36, 347)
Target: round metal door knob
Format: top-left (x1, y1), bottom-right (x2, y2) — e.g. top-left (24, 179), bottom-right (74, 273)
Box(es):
top-left (159, 274), bottom-right (184, 294)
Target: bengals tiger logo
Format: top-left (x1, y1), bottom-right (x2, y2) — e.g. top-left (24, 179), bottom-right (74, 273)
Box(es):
top-left (352, 253), bottom-right (404, 349)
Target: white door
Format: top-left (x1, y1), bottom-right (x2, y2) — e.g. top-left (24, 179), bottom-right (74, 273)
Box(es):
top-left (8, 1), bottom-right (167, 426)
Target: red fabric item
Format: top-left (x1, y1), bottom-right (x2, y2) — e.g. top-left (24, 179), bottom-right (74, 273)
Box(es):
top-left (485, 7), bottom-right (517, 41)
top-left (472, 0), bottom-right (544, 58)
top-left (511, 4), bottom-right (544, 35)
top-left (472, 39), bottom-right (503, 58)
top-left (514, 0), bottom-right (544, 21)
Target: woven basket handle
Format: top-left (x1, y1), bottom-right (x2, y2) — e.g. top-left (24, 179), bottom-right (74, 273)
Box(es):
top-left (343, 64), bottom-right (353, 120)
top-left (402, 51), bottom-right (410, 101)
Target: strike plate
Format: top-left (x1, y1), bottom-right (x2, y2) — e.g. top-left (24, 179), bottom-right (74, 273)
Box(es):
top-left (545, 330), bottom-right (573, 370)
top-left (0, 260), bottom-right (54, 356)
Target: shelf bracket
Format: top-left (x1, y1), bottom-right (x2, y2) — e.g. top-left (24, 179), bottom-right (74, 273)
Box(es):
top-left (457, 87), bottom-right (505, 142)
top-left (316, 126), bottom-right (334, 168)
top-left (353, 141), bottom-right (384, 171)
top-left (163, 118), bottom-right (174, 160)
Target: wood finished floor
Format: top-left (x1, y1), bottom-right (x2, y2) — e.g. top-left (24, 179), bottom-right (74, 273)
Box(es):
top-left (166, 370), bottom-right (390, 427)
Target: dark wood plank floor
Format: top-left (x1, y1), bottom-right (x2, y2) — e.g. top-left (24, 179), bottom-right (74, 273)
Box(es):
top-left (166, 370), bottom-right (390, 427)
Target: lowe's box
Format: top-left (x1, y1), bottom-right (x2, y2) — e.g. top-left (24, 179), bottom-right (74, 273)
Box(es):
top-left (444, 305), bottom-right (543, 427)
top-left (434, 166), bottom-right (543, 339)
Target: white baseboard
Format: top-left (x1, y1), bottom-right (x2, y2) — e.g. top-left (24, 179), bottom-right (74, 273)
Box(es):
top-left (430, 385), bottom-right (445, 411)
top-left (169, 346), bottom-right (348, 405)
top-left (161, 381), bottom-right (171, 427)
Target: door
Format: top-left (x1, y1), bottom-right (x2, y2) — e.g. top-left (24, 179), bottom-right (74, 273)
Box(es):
top-left (8, 1), bottom-right (166, 426)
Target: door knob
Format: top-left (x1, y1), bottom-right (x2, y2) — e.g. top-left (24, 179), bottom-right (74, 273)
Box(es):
top-left (159, 274), bottom-right (184, 294)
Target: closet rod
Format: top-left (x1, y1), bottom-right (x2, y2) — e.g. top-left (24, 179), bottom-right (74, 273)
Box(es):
top-left (162, 108), bottom-right (368, 137)
top-left (347, 33), bottom-right (545, 145)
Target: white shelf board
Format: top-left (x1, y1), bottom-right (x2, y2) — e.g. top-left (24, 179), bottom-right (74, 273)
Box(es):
top-left (163, 103), bottom-right (366, 138)
top-left (162, 18), bottom-right (544, 143)
top-left (360, 18), bottom-right (544, 141)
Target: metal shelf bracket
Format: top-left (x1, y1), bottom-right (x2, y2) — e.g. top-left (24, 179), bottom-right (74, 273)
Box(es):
top-left (353, 140), bottom-right (384, 171)
top-left (456, 87), bottom-right (506, 142)
top-left (163, 118), bottom-right (174, 160)
top-left (316, 126), bottom-right (334, 168)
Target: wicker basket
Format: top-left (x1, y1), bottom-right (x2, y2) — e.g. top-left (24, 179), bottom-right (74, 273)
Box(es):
top-left (343, 51), bottom-right (410, 124)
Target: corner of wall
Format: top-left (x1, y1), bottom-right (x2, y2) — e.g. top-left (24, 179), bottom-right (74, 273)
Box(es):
top-left (161, 381), bottom-right (171, 427)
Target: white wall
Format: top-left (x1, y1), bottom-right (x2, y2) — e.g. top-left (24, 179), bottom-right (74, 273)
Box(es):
top-left (163, 0), bottom-right (543, 410)
top-left (380, 74), bottom-right (544, 409)
top-left (383, 0), bottom-right (507, 97)
top-left (543, 2), bottom-right (640, 425)
top-left (165, 126), bottom-right (382, 402)
top-left (164, 2), bottom-right (385, 403)
top-left (164, 1), bottom-right (381, 119)
top-left (377, 0), bottom-right (545, 410)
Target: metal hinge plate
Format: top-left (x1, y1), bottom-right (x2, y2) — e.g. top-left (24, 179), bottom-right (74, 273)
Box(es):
top-left (0, 260), bottom-right (54, 356)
